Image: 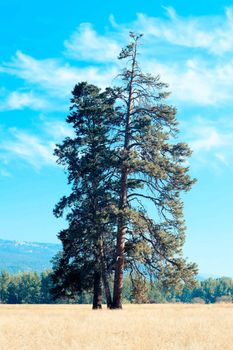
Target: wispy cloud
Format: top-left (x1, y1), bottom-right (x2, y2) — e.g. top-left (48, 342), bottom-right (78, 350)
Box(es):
top-left (0, 91), bottom-right (50, 111)
top-left (0, 169), bottom-right (11, 177)
top-left (2, 7), bottom-right (233, 173)
top-left (191, 126), bottom-right (231, 152)
top-left (0, 51), bottom-right (118, 99)
top-left (143, 58), bottom-right (233, 105)
top-left (0, 118), bottom-right (75, 169)
top-left (2, 55), bottom-right (232, 108)
top-left (183, 117), bottom-right (233, 169)
top-left (64, 23), bottom-right (121, 63)
top-left (1, 8), bottom-right (233, 109)
top-left (1, 129), bottom-right (56, 169)
top-left (43, 120), bottom-right (74, 139)
top-left (135, 7), bottom-right (233, 56)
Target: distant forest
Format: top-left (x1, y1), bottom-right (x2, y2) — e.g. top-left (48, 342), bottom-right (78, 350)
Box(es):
top-left (0, 270), bottom-right (232, 305)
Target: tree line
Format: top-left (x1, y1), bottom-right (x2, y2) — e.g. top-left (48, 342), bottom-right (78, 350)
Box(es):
top-left (50, 32), bottom-right (198, 309)
top-left (1, 270), bottom-right (232, 304)
top-left (0, 270), bottom-right (52, 304)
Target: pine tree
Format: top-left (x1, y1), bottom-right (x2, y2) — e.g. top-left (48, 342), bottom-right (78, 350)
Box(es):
top-left (51, 82), bottom-right (117, 309)
top-left (0, 270), bottom-right (11, 303)
top-left (52, 34), bottom-right (197, 310)
top-left (111, 33), bottom-right (198, 308)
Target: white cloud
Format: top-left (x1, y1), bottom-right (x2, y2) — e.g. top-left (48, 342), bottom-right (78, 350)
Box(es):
top-left (1, 129), bottom-right (56, 169)
top-left (190, 126), bottom-right (231, 152)
top-left (135, 7), bottom-right (233, 56)
top-left (44, 120), bottom-right (74, 139)
top-left (1, 7), bottom-right (233, 112)
top-left (183, 117), bottom-right (233, 168)
top-left (0, 119), bottom-right (75, 169)
top-left (3, 50), bottom-right (233, 108)
top-left (215, 152), bottom-right (228, 166)
top-left (0, 169), bottom-right (11, 177)
top-left (0, 51), bottom-right (118, 99)
top-left (64, 23), bottom-right (121, 62)
top-left (142, 58), bottom-right (233, 105)
top-left (0, 91), bottom-right (49, 111)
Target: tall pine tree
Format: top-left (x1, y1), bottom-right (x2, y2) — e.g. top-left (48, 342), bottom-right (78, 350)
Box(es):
top-left (111, 33), bottom-right (197, 308)
top-left (51, 82), bottom-right (117, 308)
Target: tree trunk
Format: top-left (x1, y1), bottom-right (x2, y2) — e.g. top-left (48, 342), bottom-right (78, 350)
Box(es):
top-left (99, 238), bottom-right (112, 308)
top-left (102, 268), bottom-right (112, 308)
top-left (112, 169), bottom-right (128, 309)
top-left (92, 271), bottom-right (102, 309)
top-left (112, 43), bottom-right (137, 309)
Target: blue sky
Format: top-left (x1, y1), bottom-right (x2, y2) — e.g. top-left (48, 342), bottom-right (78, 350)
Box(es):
top-left (1, 0), bottom-right (233, 277)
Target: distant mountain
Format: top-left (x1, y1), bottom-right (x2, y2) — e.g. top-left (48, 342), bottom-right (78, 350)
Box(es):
top-left (0, 238), bottom-right (228, 279)
top-left (0, 239), bottom-right (61, 273)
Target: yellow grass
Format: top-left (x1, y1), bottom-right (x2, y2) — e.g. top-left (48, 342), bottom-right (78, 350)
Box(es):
top-left (0, 304), bottom-right (233, 350)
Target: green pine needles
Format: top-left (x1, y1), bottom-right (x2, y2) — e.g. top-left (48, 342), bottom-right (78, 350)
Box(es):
top-left (51, 33), bottom-right (198, 309)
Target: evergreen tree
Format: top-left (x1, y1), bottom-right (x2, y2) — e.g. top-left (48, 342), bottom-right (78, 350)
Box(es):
top-left (40, 270), bottom-right (53, 303)
top-left (52, 34), bottom-right (197, 309)
top-left (0, 270), bottom-right (11, 303)
top-left (111, 33), bottom-right (198, 308)
top-left (17, 272), bottom-right (41, 304)
top-left (51, 82), bottom-right (117, 309)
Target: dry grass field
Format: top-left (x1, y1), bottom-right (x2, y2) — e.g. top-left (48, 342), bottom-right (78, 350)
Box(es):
top-left (0, 304), bottom-right (233, 350)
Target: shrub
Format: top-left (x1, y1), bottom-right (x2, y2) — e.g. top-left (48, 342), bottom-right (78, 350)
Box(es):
top-left (215, 295), bottom-right (232, 303)
top-left (191, 297), bottom-right (205, 304)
